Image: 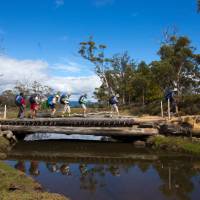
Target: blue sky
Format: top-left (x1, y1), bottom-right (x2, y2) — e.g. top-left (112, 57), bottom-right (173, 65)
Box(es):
top-left (0, 0), bottom-right (199, 97)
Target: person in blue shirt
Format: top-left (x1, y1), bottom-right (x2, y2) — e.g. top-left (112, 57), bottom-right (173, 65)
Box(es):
top-left (15, 93), bottom-right (26, 119)
top-left (47, 94), bottom-right (60, 117)
top-left (164, 88), bottom-right (177, 114)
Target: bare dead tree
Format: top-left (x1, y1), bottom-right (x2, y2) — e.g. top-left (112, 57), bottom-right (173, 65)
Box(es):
top-left (161, 26), bottom-right (179, 44)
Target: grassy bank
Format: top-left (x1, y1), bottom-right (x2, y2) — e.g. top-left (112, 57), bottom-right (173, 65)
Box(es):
top-left (0, 136), bottom-right (69, 200)
top-left (0, 161), bottom-right (68, 200)
top-left (150, 135), bottom-right (200, 154)
top-left (0, 136), bottom-right (10, 159)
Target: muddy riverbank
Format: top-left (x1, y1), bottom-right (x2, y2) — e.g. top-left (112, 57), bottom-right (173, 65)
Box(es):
top-left (0, 135), bottom-right (69, 200)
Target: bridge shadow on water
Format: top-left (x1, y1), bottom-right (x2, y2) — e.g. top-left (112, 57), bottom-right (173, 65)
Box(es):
top-left (4, 135), bottom-right (200, 200)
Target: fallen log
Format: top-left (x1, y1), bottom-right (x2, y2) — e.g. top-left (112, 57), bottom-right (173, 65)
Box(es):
top-left (0, 125), bottom-right (158, 137)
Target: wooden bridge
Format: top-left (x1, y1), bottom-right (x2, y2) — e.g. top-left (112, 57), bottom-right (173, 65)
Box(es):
top-left (0, 117), bottom-right (159, 138)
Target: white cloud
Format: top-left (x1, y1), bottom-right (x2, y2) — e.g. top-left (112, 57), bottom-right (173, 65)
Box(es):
top-left (46, 75), bottom-right (100, 95)
top-left (51, 62), bottom-right (81, 73)
top-left (55, 0), bottom-right (64, 8)
top-left (0, 55), bottom-right (101, 100)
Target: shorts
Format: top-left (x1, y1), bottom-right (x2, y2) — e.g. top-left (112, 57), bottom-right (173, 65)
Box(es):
top-left (111, 104), bottom-right (118, 110)
top-left (81, 104), bottom-right (86, 110)
top-left (64, 104), bottom-right (71, 112)
top-left (49, 104), bottom-right (55, 109)
top-left (30, 103), bottom-right (39, 111)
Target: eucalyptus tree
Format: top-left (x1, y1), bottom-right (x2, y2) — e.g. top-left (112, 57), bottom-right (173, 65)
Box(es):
top-left (151, 35), bottom-right (200, 96)
top-left (110, 52), bottom-right (136, 104)
top-left (133, 61), bottom-right (151, 105)
top-left (79, 37), bottom-right (114, 95)
top-left (31, 81), bottom-right (53, 98)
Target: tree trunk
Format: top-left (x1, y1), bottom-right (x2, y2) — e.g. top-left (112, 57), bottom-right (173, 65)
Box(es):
top-left (142, 89), bottom-right (145, 106)
top-left (128, 95), bottom-right (131, 105)
top-left (122, 93), bottom-right (125, 105)
top-left (101, 73), bottom-right (114, 96)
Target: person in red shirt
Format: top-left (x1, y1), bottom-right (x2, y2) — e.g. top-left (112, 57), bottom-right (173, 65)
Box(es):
top-left (15, 93), bottom-right (26, 119)
top-left (29, 94), bottom-right (40, 119)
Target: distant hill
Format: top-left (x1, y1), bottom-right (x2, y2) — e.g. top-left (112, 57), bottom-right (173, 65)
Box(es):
top-left (69, 101), bottom-right (80, 108)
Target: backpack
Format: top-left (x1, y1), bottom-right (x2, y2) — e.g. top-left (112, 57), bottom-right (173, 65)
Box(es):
top-left (165, 90), bottom-right (173, 101)
top-left (29, 95), bottom-right (36, 104)
top-left (79, 95), bottom-right (87, 104)
top-left (15, 95), bottom-right (22, 106)
top-left (47, 95), bottom-right (54, 105)
top-left (60, 94), bottom-right (67, 105)
top-left (109, 96), bottom-right (117, 105)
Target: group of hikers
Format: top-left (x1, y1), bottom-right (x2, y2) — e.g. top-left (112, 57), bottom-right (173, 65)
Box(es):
top-left (14, 87), bottom-right (177, 119)
top-left (15, 92), bottom-right (120, 119)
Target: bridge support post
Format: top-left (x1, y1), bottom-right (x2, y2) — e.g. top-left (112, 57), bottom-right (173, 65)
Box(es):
top-left (168, 99), bottom-right (171, 120)
top-left (3, 105), bottom-right (7, 119)
top-left (161, 101), bottom-right (164, 118)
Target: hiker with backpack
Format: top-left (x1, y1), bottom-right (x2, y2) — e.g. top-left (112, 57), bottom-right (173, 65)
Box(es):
top-left (109, 94), bottom-right (120, 117)
top-left (79, 94), bottom-right (87, 117)
top-left (47, 94), bottom-right (60, 117)
top-left (164, 88), bottom-right (178, 114)
top-left (60, 93), bottom-right (71, 117)
top-left (29, 94), bottom-right (40, 119)
top-left (15, 93), bottom-right (26, 119)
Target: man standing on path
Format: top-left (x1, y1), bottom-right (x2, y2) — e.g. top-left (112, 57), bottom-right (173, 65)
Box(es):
top-left (15, 93), bottom-right (26, 119)
top-left (165, 88), bottom-right (178, 114)
top-left (109, 94), bottom-right (120, 118)
top-left (79, 94), bottom-right (88, 117)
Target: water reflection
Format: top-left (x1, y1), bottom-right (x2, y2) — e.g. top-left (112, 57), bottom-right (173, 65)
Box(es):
top-left (25, 133), bottom-right (103, 141)
top-left (5, 140), bottom-right (200, 200)
top-left (153, 161), bottom-right (198, 200)
top-left (9, 158), bottom-right (200, 200)
top-left (46, 162), bottom-right (72, 175)
top-left (29, 161), bottom-right (40, 176)
top-left (14, 160), bottom-right (26, 173)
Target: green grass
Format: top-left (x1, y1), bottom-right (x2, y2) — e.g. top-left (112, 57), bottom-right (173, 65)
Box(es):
top-left (0, 161), bottom-right (69, 200)
top-left (0, 136), bottom-right (69, 200)
top-left (0, 136), bottom-right (10, 154)
top-left (152, 135), bottom-right (200, 154)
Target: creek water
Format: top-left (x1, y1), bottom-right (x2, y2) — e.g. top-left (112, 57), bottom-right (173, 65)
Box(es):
top-left (4, 134), bottom-right (200, 200)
